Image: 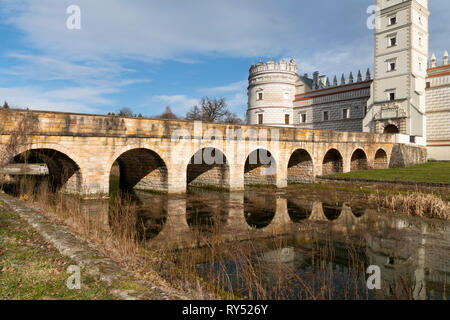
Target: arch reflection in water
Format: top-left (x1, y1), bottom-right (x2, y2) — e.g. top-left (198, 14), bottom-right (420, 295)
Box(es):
top-left (186, 194), bottom-right (229, 235)
top-left (287, 200), bottom-right (312, 222)
top-left (109, 190), bottom-right (168, 241)
top-left (243, 192), bottom-right (277, 229)
top-left (322, 203), bottom-right (343, 221)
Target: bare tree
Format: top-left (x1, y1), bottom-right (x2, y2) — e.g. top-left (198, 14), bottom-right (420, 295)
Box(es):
top-left (224, 113), bottom-right (244, 124)
top-left (158, 106), bottom-right (178, 120)
top-left (185, 105), bottom-right (203, 121)
top-left (3, 101), bottom-right (10, 109)
top-left (185, 97), bottom-right (233, 123)
top-left (118, 107), bottom-right (134, 117)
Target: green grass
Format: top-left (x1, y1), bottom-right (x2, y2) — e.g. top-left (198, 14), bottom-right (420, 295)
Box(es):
top-left (0, 201), bottom-right (115, 300)
top-left (328, 162), bottom-right (450, 184)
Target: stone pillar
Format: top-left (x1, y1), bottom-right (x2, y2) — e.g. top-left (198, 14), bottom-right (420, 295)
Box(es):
top-left (343, 153), bottom-right (351, 173)
top-left (81, 163), bottom-right (110, 197)
top-left (229, 164), bottom-right (244, 191)
top-left (167, 164), bottom-right (187, 194)
top-left (314, 161), bottom-right (323, 177)
top-left (276, 162), bottom-right (288, 188)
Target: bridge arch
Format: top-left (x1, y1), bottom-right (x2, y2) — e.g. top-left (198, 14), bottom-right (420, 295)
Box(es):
top-left (244, 148), bottom-right (277, 186)
top-left (186, 147), bottom-right (230, 189)
top-left (109, 148), bottom-right (168, 193)
top-left (10, 144), bottom-right (82, 193)
top-left (373, 148), bottom-right (389, 169)
top-left (322, 148), bottom-right (344, 175)
top-left (287, 149), bottom-right (314, 183)
top-left (350, 148), bottom-right (368, 171)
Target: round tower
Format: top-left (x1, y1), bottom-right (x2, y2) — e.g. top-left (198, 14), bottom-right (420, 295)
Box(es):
top-left (247, 59), bottom-right (298, 126)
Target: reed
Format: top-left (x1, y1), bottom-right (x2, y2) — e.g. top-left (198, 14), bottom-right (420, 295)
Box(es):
top-left (6, 176), bottom-right (445, 300)
top-left (369, 192), bottom-right (450, 220)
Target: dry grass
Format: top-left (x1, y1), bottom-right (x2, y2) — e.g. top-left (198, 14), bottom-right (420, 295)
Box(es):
top-left (5, 177), bottom-right (444, 300)
top-left (369, 192), bottom-right (450, 220)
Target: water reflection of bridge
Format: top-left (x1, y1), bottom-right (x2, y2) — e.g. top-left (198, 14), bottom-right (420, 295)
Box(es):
top-left (75, 190), bottom-right (449, 300)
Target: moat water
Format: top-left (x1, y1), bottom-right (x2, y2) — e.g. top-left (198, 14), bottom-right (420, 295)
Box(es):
top-left (107, 187), bottom-right (450, 299)
top-left (4, 181), bottom-right (450, 300)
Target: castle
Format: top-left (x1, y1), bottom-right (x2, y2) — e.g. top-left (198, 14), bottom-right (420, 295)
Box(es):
top-left (246, 0), bottom-right (450, 160)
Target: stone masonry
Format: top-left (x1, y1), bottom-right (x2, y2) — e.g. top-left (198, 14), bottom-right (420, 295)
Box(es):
top-left (0, 109), bottom-right (426, 197)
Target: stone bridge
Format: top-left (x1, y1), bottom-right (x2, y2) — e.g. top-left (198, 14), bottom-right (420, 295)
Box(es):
top-left (0, 109), bottom-right (426, 197)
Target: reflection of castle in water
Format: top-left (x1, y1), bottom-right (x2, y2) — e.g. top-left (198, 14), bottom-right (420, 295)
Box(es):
top-left (76, 190), bottom-right (449, 300)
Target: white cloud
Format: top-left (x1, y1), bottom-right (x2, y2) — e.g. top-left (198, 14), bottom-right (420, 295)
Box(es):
top-left (0, 86), bottom-right (115, 113)
top-left (0, 0), bottom-right (302, 61)
top-left (2, 0), bottom-right (449, 66)
top-left (1, 0), bottom-right (449, 117)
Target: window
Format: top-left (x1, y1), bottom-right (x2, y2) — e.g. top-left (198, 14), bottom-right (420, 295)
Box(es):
top-left (342, 108), bottom-right (350, 119)
top-left (389, 92), bottom-right (396, 101)
top-left (258, 114), bottom-right (263, 125)
top-left (389, 16), bottom-right (397, 25)
top-left (389, 62), bottom-right (396, 71)
top-left (284, 92), bottom-right (290, 100)
top-left (301, 113), bottom-right (307, 123)
top-left (426, 82), bottom-right (431, 89)
top-left (389, 37), bottom-right (397, 47)
top-left (285, 114), bottom-right (290, 125)
top-left (323, 111), bottom-right (329, 121)
top-left (257, 92), bottom-right (263, 101)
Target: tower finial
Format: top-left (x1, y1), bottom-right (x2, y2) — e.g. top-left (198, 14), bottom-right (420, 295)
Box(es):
top-left (431, 53), bottom-right (437, 67)
top-left (366, 68), bottom-right (371, 81)
top-left (444, 50), bottom-right (449, 65)
top-left (326, 77), bottom-right (330, 87)
top-left (333, 75), bottom-right (338, 86)
top-left (349, 72), bottom-right (354, 84)
top-left (340, 74), bottom-right (346, 85)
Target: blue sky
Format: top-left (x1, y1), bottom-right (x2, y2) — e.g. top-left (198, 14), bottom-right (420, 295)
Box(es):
top-left (0, 0), bottom-right (449, 119)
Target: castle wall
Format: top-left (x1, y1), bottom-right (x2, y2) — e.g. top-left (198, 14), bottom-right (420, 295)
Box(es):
top-left (293, 81), bottom-right (371, 132)
top-left (426, 63), bottom-right (450, 160)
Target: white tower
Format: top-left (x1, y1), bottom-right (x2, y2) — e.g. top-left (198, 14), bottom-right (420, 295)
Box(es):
top-left (247, 59), bottom-right (297, 127)
top-left (364, 0), bottom-right (429, 139)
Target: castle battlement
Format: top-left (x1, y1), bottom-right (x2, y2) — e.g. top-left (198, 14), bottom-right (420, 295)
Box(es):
top-left (249, 59), bottom-right (298, 76)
